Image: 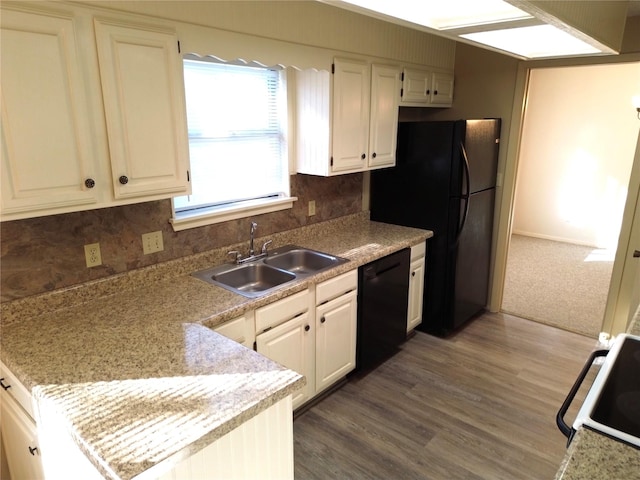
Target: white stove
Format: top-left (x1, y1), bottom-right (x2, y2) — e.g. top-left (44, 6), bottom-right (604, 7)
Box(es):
top-left (557, 333), bottom-right (640, 448)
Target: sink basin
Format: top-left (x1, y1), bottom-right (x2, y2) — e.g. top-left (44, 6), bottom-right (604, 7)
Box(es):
top-left (193, 263), bottom-right (295, 297)
top-left (191, 245), bottom-right (348, 298)
top-left (264, 247), bottom-right (344, 274)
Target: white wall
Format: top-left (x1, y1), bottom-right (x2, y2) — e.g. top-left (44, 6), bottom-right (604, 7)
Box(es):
top-left (512, 62), bottom-right (640, 248)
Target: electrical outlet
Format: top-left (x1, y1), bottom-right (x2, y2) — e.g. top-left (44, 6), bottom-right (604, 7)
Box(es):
top-left (308, 200), bottom-right (316, 216)
top-left (84, 243), bottom-right (102, 268)
top-left (142, 231), bottom-right (164, 255)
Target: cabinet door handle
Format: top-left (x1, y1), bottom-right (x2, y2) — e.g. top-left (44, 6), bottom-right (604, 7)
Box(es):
top-left (84, 178), bottom-right (96, 189)
top-left (29, 446), bottom-right (38, 456)
top-left (434, 90), bottom-right (438, 95)
top-left (119, 175), bottom-right (129, 185)
top-left (361, 153), bottom-right (366, 160)
top-left (634, 250), bottom-right (640, 258)
top-left (0, 378), bottom-right (11, 390)
top-left (412, 271), bottom-right (416, 277)
top-left (372, 152), bottom-right (377, 159)
top-left (426, 89), bottom-right (430, 95)
top-left (304, 325), bottom-right (310, 332)
top-left (320, 317), bottom-right (326, 323)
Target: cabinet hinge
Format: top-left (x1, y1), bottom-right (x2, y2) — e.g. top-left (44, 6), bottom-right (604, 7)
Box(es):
top-left (330, 157), bottom-right (334, 166)
top-left (253, 341), bottom-right (257, 351)
top-left (401, 72), bottom-right (404, 81)
top-left (177, 41), bottom-right (181, 53)
top-left (187, 170), bottom-right (190, 182)
top-left (400, 87), bottom-right (403, 98)
top-left (331, 63), bottom-right (335, 74)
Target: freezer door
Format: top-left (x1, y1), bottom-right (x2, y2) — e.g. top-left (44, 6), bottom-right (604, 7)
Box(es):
top-left (451, 119), bottom-right (501, 195)
top-left (449, 188), bottom-right (496, 329)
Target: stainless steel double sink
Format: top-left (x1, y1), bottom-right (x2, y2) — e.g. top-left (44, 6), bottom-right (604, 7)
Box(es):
top-left (192, 245), bottom-right (349, 298)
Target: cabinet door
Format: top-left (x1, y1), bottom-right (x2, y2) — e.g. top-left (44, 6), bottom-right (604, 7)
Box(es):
top-left (407, 257), bottom-right (425, 332)
top-left (1, 395), bottom-right (44, 480)
top-left (368, 65), bottom-right (400, 169)
top-left (256, 312), bottom-right (314, 409)
top-left (315, 289), bottom-right (357, 393)
top-left (331, 58), bottom-right (370, 174)
top-left (0, 7), bottom-right (98, 218)
top-left (401, 67), bottom-right (431, 104)
top-left (431, 72), bottom-right (454, 106)
top-left (94, 18), bottom-right (190, 199)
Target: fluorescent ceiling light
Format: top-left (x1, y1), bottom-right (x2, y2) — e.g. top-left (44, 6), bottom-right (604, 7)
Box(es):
top-left (461, 24), bottom-right (602, 58)
top-left (333, 0), bottom-right (610, 59)
top-left (339, 0), bottom-right (532, 30)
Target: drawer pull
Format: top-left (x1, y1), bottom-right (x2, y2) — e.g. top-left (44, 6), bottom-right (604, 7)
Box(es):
top-left (0, 378), bottom-right (11, 390)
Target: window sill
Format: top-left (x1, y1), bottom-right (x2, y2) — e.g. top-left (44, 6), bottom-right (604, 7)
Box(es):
top-left (170, 196), bottom-right (298, 231)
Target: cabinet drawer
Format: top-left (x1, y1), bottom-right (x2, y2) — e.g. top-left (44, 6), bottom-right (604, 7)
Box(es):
top-left (411, 242), bottom-right (426, 261)
top-left (255, 289), bottom-right (311, 333)
top-left (316, 270), bottom-right (357, 305)
top-left (1, 362), bottom-right (34, 419)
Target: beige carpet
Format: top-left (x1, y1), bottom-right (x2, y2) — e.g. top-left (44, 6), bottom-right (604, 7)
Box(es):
top-left (501, 234), bottom-right (614, 338)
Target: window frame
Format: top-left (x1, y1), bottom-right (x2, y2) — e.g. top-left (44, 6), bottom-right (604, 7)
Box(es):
top-left (170, 58), bottom-right (296, 232)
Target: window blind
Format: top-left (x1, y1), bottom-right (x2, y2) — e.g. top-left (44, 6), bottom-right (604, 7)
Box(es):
top-left (174, 60), bottom-right (287, 212)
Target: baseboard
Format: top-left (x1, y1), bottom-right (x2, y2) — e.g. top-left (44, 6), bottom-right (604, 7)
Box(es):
top-left (511, 230), bottom-right (601, 249)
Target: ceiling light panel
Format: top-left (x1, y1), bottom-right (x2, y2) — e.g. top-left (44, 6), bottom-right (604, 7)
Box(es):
top-left (461, 24), bottom-right (602, 58)
top-left (339, 0), bottom-right (532, 30)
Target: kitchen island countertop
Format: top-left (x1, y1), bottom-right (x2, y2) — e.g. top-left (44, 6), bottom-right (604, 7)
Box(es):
top-left (0, 213), bottom-right (431, 480)
top-left (554, 307), bottom-right (640, 479)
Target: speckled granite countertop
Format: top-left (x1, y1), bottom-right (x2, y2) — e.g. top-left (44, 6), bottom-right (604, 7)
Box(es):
top-left (554, 307), bottom-right (640, 479)
top-left (0, 214), bottom-right (431, 480)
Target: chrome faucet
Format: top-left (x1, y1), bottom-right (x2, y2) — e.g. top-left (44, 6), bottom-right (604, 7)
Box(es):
top-left (228, 222), bottom-right (272, 264)
top-left (249, 221), bottom-right (258, 256)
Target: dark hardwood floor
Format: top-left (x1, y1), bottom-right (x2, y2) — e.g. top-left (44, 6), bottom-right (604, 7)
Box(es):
top-left (294, 312), bottom-right (599, 480)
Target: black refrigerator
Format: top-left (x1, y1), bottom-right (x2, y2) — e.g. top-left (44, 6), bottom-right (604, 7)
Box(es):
top-left (370, 119), bottom-right (501, 336)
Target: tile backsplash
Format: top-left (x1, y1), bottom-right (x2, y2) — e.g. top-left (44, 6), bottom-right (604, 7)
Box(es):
top-left (0, 173), bottom-right (363, 302)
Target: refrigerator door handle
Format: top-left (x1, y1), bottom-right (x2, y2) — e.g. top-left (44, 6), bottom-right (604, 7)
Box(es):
top-left (454, 142), bottom-right (471, 246)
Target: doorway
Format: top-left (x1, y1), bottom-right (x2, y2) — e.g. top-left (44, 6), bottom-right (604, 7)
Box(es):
top-left (501, 62), bottom-right (640, 338)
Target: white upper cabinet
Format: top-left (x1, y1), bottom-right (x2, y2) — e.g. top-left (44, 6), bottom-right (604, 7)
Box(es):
top-left (94, 18), bottom-right (190, 200)
top-left (331, 59), bottom-right (371, 173)
top-left (368, 64), bottom-right (401, 169)
top-left (0, 4), bottom-right (191, 221)
top-left (400, 67), bottom-right (454, 107)
top-left (295, 58), bottom-right (400, 176)
top-left (0, 7), bottom-right (99, 217)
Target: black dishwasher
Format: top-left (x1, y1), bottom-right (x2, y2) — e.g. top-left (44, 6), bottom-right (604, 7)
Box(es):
top-left (356, 248), bottom-right (410, 372)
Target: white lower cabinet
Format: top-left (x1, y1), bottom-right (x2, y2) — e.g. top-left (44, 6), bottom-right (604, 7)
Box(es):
top-left (407, 242), bottom-right (426, 333)
top-left (213, 312), bottom-right (256, 349)
top-left (1, 361), bottom-right (294, 480)
top-left (256, 311), bottom-right (315, 409)
top-left (255, 289), bottom-right (314, 409)
top-left (1, 392), bottom-right (44, 480)
top-left (1, 363), bottom-right (44, 480)
top-left (315, 288), bottom-right (357, 393)
top-left (255, 270), bottom-right (358, 410)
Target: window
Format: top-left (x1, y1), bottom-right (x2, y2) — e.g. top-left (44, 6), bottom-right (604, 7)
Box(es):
top-left (171, 58), bottom-right (294, 230)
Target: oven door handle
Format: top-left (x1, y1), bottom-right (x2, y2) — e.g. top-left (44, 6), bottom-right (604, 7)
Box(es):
top-left (556, 348), bottom-right (609, 446)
